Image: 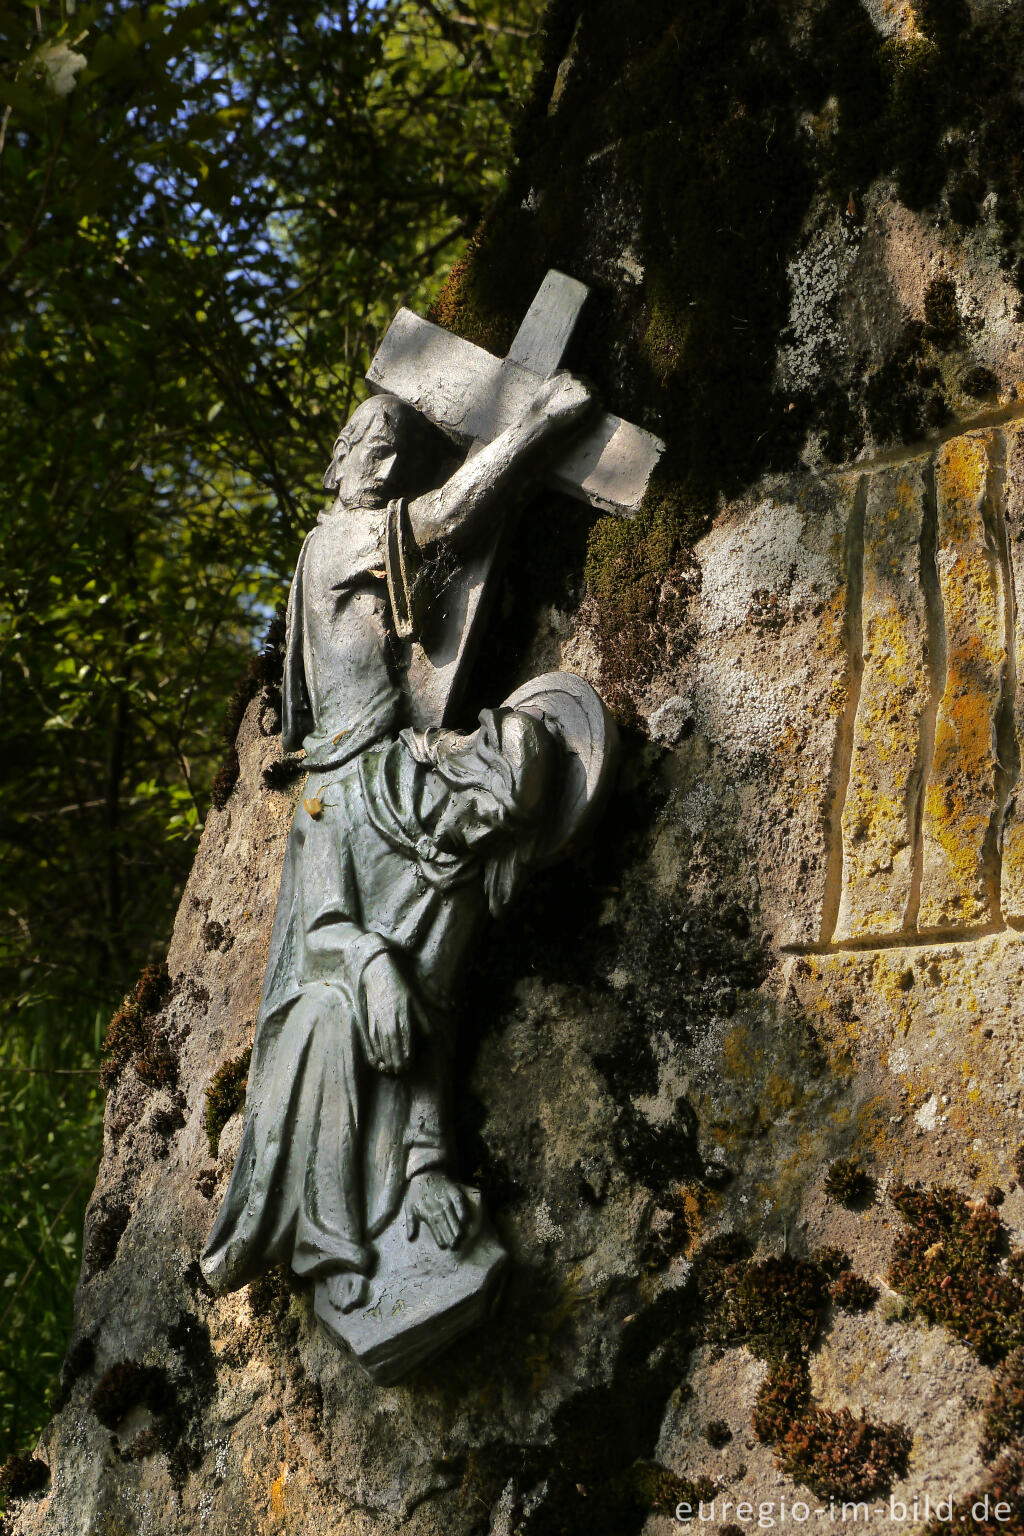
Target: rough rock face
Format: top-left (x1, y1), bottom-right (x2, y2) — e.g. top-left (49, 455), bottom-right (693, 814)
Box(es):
top-left (13, 1), bottom-right (1024, 1532)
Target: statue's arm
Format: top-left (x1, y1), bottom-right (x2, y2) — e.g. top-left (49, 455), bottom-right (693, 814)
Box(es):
top-left (305, 915), bottom-right (418, 1075)
top-left (405, 371), bottom-right (594, 551)
top-left (280, 535), bottom-right (314, 752)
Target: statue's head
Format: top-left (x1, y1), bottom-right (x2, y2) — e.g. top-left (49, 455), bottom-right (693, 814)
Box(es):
top-left (432, 710), bottom-right (554, 842)
top-left (323, 394), bottom-right (438, 510)
top-left (406, 709), bottom-right (556, 915)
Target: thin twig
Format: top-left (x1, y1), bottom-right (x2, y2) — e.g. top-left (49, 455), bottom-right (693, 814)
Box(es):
top-left (450, 11), bottom-right (532, 37)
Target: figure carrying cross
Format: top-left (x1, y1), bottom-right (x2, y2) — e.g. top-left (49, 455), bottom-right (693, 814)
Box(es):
top-left (201, 272), bottom-right (660, 1382)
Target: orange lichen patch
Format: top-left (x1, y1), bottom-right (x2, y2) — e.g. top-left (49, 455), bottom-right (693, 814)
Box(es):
top-left (269, 1466), bottom-right (289, 1518)
top-left (720, 1020), bottom-right (766, 1085)
top-left (664, 1181), bottom-right (716, 1260)
top-left (920, 432), bottom-right (1003, 931)
top-left (836, 462), bottom-right (929, 943)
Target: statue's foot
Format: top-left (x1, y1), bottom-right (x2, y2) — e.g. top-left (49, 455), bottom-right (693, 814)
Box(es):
top-left (405, 1171), bottom-right (471, 1249)
top-left (322, 1270), bottom-right (370, 1313)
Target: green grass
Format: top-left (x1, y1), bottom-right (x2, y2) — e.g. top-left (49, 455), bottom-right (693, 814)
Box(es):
top-left (0, 1003), bottom-right (105, 1462)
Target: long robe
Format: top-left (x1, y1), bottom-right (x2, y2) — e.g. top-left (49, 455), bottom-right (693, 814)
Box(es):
top-left (200, 733), bottom-right (488, 1291)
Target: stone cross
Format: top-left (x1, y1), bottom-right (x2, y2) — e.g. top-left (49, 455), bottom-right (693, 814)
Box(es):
top-left (366, 270), bottom-right (665, 728)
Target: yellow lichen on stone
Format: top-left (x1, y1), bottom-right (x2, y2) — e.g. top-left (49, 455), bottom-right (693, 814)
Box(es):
top-left (836, 461), bottom-right (930, 942)
top-left (1000, 423), bottom-right (1024, 922)
top-left (920, 432), bottom-right (1003, 932)
top-left (269, 1466), bottom-right (290, 1519)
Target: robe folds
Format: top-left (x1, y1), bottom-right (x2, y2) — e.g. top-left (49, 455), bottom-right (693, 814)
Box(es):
top-left (200, 724), bottom-right (513, 1293)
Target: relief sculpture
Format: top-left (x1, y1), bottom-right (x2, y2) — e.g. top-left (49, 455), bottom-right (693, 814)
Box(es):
top-left (200, 273), bottom-right (664, 1381)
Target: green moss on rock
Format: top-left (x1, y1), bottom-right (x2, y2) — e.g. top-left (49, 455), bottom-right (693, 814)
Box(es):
top-left (830, 1271), bottom-right (879, 1313)
top-left (100, 963), bottom-right (171, 1088)
top-left (824, 1157), bottom-right (876, 1209)
top-left (204, 1046), bottom-right (251, 1156)
top-left (889, 1185), bottom-right (1024, 1362)
top-left (0, 1453), bottom-right (50, 1503)
top-left (982, 1349), bottom-right (1024, 1461)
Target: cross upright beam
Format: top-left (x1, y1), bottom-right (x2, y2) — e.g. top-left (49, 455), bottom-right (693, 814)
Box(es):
top-left (366, 270), bottom-right (665, 728)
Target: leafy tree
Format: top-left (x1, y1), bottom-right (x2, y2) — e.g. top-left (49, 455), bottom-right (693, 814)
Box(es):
top-left (0, 0), bottom-right (543, 1460)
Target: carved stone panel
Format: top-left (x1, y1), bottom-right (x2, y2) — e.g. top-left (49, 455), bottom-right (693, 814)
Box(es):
top-left (690, 422), bottom-right (1024, 956)
top-left (819, 427), bottom-right (1016, 949)
top-left (919, 432), bottom-right (1007, 933)
top-left (834, 462), bottom-right (931, 944)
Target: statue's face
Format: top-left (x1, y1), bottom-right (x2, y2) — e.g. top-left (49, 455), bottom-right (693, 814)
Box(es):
top-left (336, 412), bottom-right (401, 508)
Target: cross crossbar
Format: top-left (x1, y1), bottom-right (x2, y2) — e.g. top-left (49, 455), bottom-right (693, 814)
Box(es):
top-left (365, 270), bottom-right (665, 728)
top-left (367, 274), bottom-right (663, 516)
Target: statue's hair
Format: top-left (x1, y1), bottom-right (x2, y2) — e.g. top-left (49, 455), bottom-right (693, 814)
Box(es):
top-left (408, 708), bottom-right (556, 915)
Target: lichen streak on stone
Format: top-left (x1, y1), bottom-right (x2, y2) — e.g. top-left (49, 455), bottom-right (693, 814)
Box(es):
top-left (920, 432), bottom-right (1003, 932)
top-left (999, 423), bottom-right (1024, 923)
top-left (835, 461), bottom-right (929, 943)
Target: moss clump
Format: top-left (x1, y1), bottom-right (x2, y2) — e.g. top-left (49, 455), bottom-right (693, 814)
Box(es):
top-left (100, 963), bottom-right (171, 1087)
top-left (705, 1419), bottom-right (732, 1448)
top-left (0, 1453), bottom-right (49, 1501)
top-left (205, 1047), bottom-right (251, 1156)
top-left (923, 275), bottom-right (962, 347)
top-left (824, 1157), bottom-right (876, 1208)
top-left (426, 218), bottom-right (528, 358)
top-left (201, 919), bottom-right (232, 953)
top-left (921, 1445), bottom-right (1024, 1536)
top-left (698, 1243), bottom-right (909, 1499)
top-left (734, 1256), bottom-right (830, 1359)
top-left (813, 1246), bottom-right (851, 1280)
top-left (149, 1096), bottom-right (186, 1142)
top-left (616, 1461), bottom-right (715, 1519)
top-left (831, 1271), bottom-right (879, 1313)
top-left (262, 755), bottom-right (305, 792)
top-left (982, 1349), bottom-right (1024, 1461)
top-left (962, 365), bottom-right (999, 399)
top-left (88, 1317), bottom-right (217, 1487)
top-left (583, 483), bottom-right (698, 721)
top-left (90, 1360), bottom-right (171, 1430)
top-left (85, 1200), bottom-right (130, 1274)
top-left (778, 1405), bottom-right (911, 1500)
top-left (752, 1358), bottom-right (812, 1442)
top-left (134, 1041), bottom-right (178, 1090)
top-left (753, 1360), bottom-right (910, 1498)
top-left (864, 321), bottom-right (948, 445)
top-left (195, 1167), bottom-right (219, 1199)
top-left (889, 1185), bottom-right (1024, 1362)
top-left (210, 605), bottom-right (286, 810)
top-left (52, 1333), bottom-right (96, 1412)
top-left (248, 1265), bottom-right (299, 1328)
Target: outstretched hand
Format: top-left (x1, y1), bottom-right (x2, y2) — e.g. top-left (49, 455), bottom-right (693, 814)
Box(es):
top-left (527, 370), bottom-right (595, 429)
top-left (405, 1171), bottom-right (470, 1248)
top-left (361, 950), bottom-right (414, 1073)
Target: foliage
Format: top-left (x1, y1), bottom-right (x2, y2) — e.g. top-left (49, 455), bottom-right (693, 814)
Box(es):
top-left (0, 0), bottom-right (544, 1464)
top-left (0, 1004), bottom-right (105, 1464)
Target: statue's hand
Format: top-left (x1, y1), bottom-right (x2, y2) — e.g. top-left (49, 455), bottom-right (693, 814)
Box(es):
top-left (405, 1171), bottom-right (470, 1248)
top-left (526, 370), bottom-right (594, 429)
top-left (361, 950), bottom-right (414, 1073)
